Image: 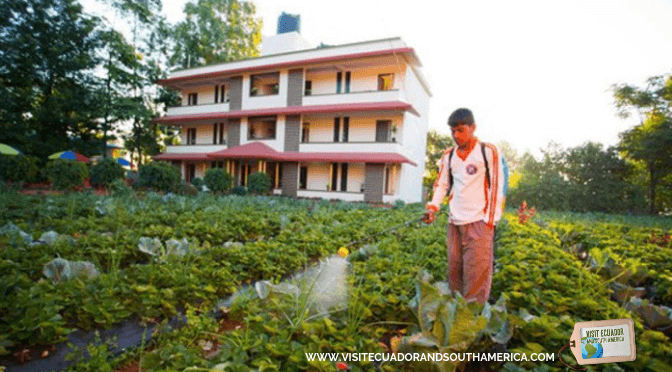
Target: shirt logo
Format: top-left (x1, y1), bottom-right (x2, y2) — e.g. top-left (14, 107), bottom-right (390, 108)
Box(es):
top-left (466, 164), bottom-right (478, 175)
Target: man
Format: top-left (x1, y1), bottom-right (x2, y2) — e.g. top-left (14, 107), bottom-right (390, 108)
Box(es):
top-left (423, 108), bottom-right (506, 305)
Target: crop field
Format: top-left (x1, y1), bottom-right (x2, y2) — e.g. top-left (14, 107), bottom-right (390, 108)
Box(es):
top-left (1, 192), bottom-right (671, 372)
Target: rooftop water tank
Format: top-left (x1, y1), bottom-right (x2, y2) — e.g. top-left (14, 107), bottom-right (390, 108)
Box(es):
top-left (277, 12), bottom-right (300, 34)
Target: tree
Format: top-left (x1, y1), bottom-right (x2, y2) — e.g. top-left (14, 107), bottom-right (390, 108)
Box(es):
top-left (563, 142), bottom-right (644, 213)
top-left (170, 0), bottom-right (262, 69)
top-left (0, 0), bottom-right (104, 159)
top-left (613, 74), bottom-right (672, 214)
top-left (423, 129), bottom-right (454, 192)
top-left (100, 0), bottom-right (179, 165)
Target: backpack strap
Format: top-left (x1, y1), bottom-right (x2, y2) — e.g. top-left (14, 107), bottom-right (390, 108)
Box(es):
top-left (448, 147), bottom-right (455, 191)
top-left (481, 142), bottom-right (491, 190)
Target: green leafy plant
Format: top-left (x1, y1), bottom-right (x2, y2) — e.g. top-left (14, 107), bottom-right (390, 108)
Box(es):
top-left (398, 272), bottom-right (512, 372)
top-left (190, 177), bottom-right (204, 188)
top-left (248, 172), bottom-right (271, 195)
top-left (0, 155), bottom-right (39, 184)
top-left (89, 157), bottom-right (124, 188)
top-left (135, 162), bottom-right (181, 192)
top-left (231, 185), bottom-right (248, 196)
top-left (45, 159), bottom-right (89, 190)
top-left (204, 168), bottom-right (233, 193)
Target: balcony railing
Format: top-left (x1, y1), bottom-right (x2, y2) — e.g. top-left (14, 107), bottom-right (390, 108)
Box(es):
top-left (299, 141), bottom-right (406, 155)
top-left (166, 102), bottom-right (230, 117)
top-left (303, 89), bottom-right (401, 106)
top-left (165, 144), bottom-right (227, 153)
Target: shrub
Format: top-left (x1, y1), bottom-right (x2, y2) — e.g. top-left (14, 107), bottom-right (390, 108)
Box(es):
top-left (177, 181), bottom-right (199, 196)
top-left (0, 155), bottom-right (39, 184)
top-left (89, 157), bottom-right (125, 188)
top-left (110, 178), bottom-right (132, 197)
top-left (136, 162), bottom-right (181, 192)
top-left (248, 172), bottom-right (271, 195)
top-left (204, 168), bottom-right (233, 193)
top-left (231, 185), bottom-right (248, 196)
top-left (190, 177), bottom-right (204, 188)
top-left (45, 159), bottom-right (88, 190)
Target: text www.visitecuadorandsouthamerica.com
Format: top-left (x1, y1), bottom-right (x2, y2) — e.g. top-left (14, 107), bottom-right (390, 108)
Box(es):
top-left (305, 352), bottom-right (555, 363)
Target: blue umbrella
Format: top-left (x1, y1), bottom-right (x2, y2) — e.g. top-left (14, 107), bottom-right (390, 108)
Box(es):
top-left (114, 157), bottom-right (131, 166)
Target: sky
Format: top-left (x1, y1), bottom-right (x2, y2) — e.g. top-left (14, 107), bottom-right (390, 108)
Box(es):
top-left (83, 0), bottom-right (672, 157)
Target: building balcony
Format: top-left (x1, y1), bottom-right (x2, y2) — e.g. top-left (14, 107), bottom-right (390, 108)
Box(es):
top-left (165, 144), bottom-right (227, 154)
top-left (166, 102), bottom-right (230, 117)
top-left (299, 141), bottom-right (406, 155)
top-left (303, 89), bottom-right (402, 107)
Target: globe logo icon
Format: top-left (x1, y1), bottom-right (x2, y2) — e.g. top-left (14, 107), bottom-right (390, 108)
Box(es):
top-left (581, 337), bottom-right (604, 359)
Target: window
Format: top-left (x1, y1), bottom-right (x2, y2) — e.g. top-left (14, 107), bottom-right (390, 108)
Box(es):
top-left (211, 161), bottom-right (224, 168)
top-left (384, 165), bottom-right (395, 194)
top-left (214, 85), bottom-right (219, 103)
top-left (250, 72), bottom-right (280, 97)
top-left (247, 116), bottom-right (277, 140)
top-left (299, 166), bottom-right (308, 190)
top-left (345, 71), bottom-right (351, 93)
top-left (331, 163), bottom-right (338, 191)
top-left (304, 80), bottom-right (312, 96)
top-left (375, 120), bottom-right (391, 142)
top-left (219, 123), bottom-right (225, 144)
top-left (212, 123), bottom-right (217, 144)
top-left (342, 117), bottom-right (349, 142)
top-left (188, 93), bottom-right (198, 105)
top-left (340, 163), bottom-right (348, 191)
top-left (187, 128), bottom-right (197, 145)
top-left (333, 117), bottom-right (340, 142)
top-left (336, 72), bottom-right (342, 94)
top-left (219, 84), bottom-right (230, 103)
top-left (302, 123), bottom-right (310, 143)
top-left (378, 74), bottom-right (394, 91)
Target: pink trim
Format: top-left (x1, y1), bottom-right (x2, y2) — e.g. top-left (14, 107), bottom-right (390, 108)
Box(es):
top-left (158, 48), bottom-right (414, 86)
top-left (153, 101), bottom-right (418, 124)
top-left (153, 153), bottom-right (211, 161)
top-left (154, 142), bottom-right (416, 166)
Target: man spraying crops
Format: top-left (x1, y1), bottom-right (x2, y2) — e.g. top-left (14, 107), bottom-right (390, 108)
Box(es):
top-left (423, 108), bottom-right (507, 305)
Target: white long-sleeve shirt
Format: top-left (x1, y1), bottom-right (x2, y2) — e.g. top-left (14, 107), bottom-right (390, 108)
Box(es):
top-left (426, 141), bottom-right (505, 227)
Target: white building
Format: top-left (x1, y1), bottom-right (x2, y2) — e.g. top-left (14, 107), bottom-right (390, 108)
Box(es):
top-left (154, 33), bottom-right (431, 203)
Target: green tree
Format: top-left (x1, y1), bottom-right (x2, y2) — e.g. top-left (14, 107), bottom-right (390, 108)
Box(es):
top-left (0, 0), bottom-right (103, 159)
top-left (100, 0), bottom-right (179, 165)
top-left (170, 0), bottom-right (262, 69)
top-left (423, 129), bottom-right (454, 192)
top-left (613, 74), bottom-right (672, 214)
top-left (563, 142), bottom-right (645, 213)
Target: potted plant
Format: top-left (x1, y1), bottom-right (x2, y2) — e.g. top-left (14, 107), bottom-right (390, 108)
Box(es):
top-left (251, 87), bottom-right (258, 96)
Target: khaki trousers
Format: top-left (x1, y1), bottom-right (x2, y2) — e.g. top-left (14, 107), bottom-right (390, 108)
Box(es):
top-left (447, 221), bottom-right (494, 305)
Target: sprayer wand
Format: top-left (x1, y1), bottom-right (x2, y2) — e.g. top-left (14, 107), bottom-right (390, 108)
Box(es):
top-left (338, 210), bottom-right (449, 258)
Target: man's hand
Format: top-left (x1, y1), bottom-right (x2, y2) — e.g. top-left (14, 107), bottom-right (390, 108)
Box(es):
top-left (422, 210), bottom-right (436, 224)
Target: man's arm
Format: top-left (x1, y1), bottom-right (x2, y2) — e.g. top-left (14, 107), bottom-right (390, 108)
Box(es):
top-left (426, 148), bottom-right (452, 213)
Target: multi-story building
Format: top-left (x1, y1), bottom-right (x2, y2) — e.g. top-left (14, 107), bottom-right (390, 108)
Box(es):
top-left (153, 31), bottom-right (431, 203)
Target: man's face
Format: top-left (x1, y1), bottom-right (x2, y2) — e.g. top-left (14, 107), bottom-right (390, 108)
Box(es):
top-left (450, 124), bottom-right (476, 147)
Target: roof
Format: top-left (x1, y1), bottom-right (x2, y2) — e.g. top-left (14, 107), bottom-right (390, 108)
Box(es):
top-left (154, 142), bottom-right (416, 166)
top-left (153, 101), bottom-right (419, 125)
top-left (156, 37), bottom-right (430, 96)
top-left (208, 142), bottom-right (283, 160)
top-left (280, 152), bottom-right (416, 166)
